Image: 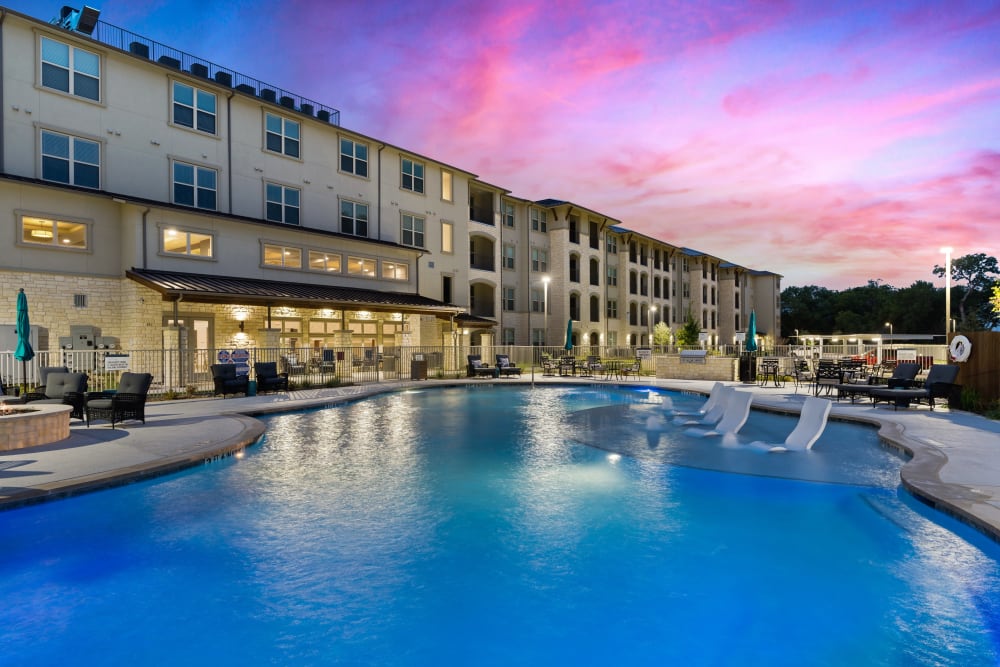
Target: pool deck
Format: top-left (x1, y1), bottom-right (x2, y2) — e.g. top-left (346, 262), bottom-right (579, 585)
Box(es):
top-left (2, 375), bottom-right (999, 543)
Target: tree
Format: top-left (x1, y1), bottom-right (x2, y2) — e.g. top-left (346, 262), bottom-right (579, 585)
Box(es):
top-left (933, 253), bottom-right (1000, 330)
top-left (652, 321), bottom-right (673, 346)
top-left (780, 285), bottom-right (837, 337)
top-left (992, 285), bottom-right (1000, 317)
top-left (676, 311), bottom-right (701, 346)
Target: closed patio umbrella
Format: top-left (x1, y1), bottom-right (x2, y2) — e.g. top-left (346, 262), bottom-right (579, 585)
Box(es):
top-left (746, 310), bottom-right (758, 353)
top-left (14, 288), bottom-right (34, 391)
top-left (564, 319), bottom-right (573, 351)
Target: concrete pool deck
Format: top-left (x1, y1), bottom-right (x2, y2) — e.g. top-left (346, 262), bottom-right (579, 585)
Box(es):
top-left (1, 375), bottom-right (999, 543)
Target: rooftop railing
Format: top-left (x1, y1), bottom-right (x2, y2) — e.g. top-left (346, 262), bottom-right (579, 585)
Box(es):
top-left (84, 20), bottom-right (341, 126)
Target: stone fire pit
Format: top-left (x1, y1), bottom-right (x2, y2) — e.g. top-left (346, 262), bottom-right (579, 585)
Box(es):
top-left (0, 403), bottom-right (72, 450)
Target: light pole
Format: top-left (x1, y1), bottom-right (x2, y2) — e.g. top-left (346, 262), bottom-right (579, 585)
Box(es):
top-left (542, 275), bottom-right (550, 347)
top-left (885, 321), bottom-right (892, 339)
top-left (648, 305), bottom-right (657, 346)
top-left (940, 246), bottom-right (953, 337)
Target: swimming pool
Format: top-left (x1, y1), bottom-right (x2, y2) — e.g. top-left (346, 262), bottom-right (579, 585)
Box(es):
top-left (1, 385), bottom-right (998, 665)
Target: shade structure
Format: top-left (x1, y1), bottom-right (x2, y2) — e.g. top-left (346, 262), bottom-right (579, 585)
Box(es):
top-left (564, 319), bottom-right (573, 351)
top-left (15, 288), bottom-right (34, 386)
top-left (746, 310), bottom-right (758, 353)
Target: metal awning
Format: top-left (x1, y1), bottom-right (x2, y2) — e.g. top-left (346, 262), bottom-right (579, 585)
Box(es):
top-left (127, 267), bottom-right (466, 316)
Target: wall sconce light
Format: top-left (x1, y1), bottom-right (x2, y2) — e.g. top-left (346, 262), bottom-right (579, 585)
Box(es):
top-left (239, 320), bottom-right (245, 332)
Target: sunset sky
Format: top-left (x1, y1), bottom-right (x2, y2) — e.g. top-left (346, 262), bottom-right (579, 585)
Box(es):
top-left (10, 0), bottom-right (999, 290)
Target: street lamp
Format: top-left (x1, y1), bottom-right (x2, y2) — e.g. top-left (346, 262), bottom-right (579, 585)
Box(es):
top-left (542, 275), bottom-right (550, 346)
top-left (649, 305), bottom-right (657, 346)
top-left (940, 246), bottom-right (952, 337)
top-left (885, 321), bottom-right (892, 338)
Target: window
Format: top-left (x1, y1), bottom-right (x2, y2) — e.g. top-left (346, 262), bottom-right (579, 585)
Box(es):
top-left (162, 228), bottom-right (213, 256)
top-left (442, 275), bottom-right (453, 303)
top-left (590, 295), bottom-right (600, 322)
top-left (340, 200), bottom-right (369, 237)
top-left (629, 242), bottom-right (638, 263)
top-left (265, 183), bottom-right (300, 225)
top-left (382, 261), bottom-right (409, 280)
top-left (41, 36), bottom-right (99, 101)
top-left (265, 113), bottom-right (300, 158)
top-left (569, 294), bottom-right (580, 321)
top-left (590, 258), bottom-right (600, 286)
top-left (702, 284), bottom-right (708, 304)
top-left (589, 221), bottom-right (600, 249)
top-left (501, 328), bottom-right (515, 345)
top-left (607, 234), bottom-right (618, 253)
top-left (640, 244), bottom-right (648, 266)
top-left (629, 271), bottom-right (638, 295)
top-left (502, 201), bottom-right (515, 227)
top-left (308, 251), bottom-right (341, 272)
top-left (654, 277), bottom-right (661, 298)
top-left (607, 266), bottom-right (618, 287)
top-left (41, 130), bottom-right (99, 188)
top-left (347, 256), bottom-right (376, 276)
top-left (401, 158), bottom-right (424, 193)
top-left (441, 170), bottom-right (453, 202)
top-left (340, 138), bottom-right (368, 177)
top-left (607, 299), bottom-right (618, 318)
top-left (503, 287), bottom-right (515, 311)
top-left (503, 245), bottom-right (515, 270)
top-left (441, 221), bottom-right (454, 253)
top-left (569, 217), bottom-right (579, 244)
top-left (682, 257), bottom-right (690, 272)
top-left (400, 213), bottom-right (425, 248)
top-left (654, 249), bottom-right (661, 269)
top-left (682, 282), bottom-right (690, 298)
top-left (532, 329), bottom-right (545, 346)
top-left (263, 243), bottom-right (301, 269)
top-left (703, 310), bottom-right (708, 328)
top-left (20, 215), bottom-right (88, 249)
top-left (607, 331), bottom-right (617, 346)
top-left (569, 255), bottom-right (580, 283)
top-left (173, 162), bottom-right (217, 210)
top-left (640, 273), bottom-right (648, 296)
top-left (531, 288), bottom-right (544, 313)
top-left (530, 208), bottom-right (547, 232)
top-left (173, 82), bottom-right (216, 134)
top-left (531, 248), bottom-right (548, 273)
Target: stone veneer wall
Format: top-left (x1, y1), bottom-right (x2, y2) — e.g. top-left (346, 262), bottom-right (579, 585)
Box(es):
top-left (655, 354), bottom-right (737, 381)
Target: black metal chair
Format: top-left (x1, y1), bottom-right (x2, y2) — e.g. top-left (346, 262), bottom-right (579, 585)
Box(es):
top-left (813, 362), bottom-right (842, 396)
top-left (85, 372), bottom-right (153, 428)
top-left (254, 362), bottom-right (289, 393)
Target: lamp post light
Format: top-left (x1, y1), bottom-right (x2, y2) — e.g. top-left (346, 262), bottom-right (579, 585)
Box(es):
top-left (542, 275), bottom-right (550, 347)
top-left (649, 305), bottom-right (657, 346)
top-left (885, 322), bottom-right (892, 338)
top-left (940, 246), bottom-right (953, 337)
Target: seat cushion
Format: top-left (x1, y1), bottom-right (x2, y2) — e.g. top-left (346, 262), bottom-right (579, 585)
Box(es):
top-left (43, 372), bottom-right (88, 399)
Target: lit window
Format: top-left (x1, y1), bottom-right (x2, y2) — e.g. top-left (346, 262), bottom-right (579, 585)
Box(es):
top-left (401, 158), bottom-right (424, 193)
top-left (441, 221), bottom-right (453, 253)
top-left (265, 113), bottom-right (300, 158)
top-left (340, 138), bottom-right (368, 177)
top-left (40, 36), bottom-right (99, 101)
top-left (347, 256), bottom-right (376, 276)
top-left (263, 243), bottom-right (301, 268)
top-left (381, 261), bottom-right (409, 280)
top-left (173, 162), bottom-right (217, 210)
top-left (308, 251), bottom-right (341, 273)
top-left (41, 130), bottom-right (99, 188)
top-left (340, 200), bottom-right (368, 237)
top-left (172, 81), bottom-right (216, 134)
top-left (162, 228), bottom-right (213, 257)
top-left (20, 215), bottom-right (88, 249)
top-left (401, 213), bottom-right (425, 248)
top-left (265, 183), bottom-right (300, 225)
top-left (441, 170), bottom-right (453, 202)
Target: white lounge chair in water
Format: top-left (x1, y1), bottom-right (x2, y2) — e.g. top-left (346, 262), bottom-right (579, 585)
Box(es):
top-left (674, 382), bottom-right (725, 417)
top-left (674, 386), bottom-right (733, 426)
top-left (755, 396), bottom-right (832, 452)
top-left (686, 389), bottom-right (754, 437)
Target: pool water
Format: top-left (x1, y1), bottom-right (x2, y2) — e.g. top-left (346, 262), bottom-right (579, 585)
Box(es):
top-left (1, 386), bottom-right (998, 665)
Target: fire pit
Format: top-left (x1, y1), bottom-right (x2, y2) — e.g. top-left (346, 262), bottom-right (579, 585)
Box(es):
top-left (0, 403), bottom-right (72, 450)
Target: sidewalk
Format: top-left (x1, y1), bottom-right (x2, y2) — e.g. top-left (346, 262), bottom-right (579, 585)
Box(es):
top-left (2, 376), bottom-right (999, 542)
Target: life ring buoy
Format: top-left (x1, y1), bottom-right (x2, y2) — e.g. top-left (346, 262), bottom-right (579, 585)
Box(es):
top-left (950, 335), bottom-right (972, 362)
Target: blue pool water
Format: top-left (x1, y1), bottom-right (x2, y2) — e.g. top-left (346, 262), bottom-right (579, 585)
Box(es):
top-left (1, 385), bottom-right (999, 665)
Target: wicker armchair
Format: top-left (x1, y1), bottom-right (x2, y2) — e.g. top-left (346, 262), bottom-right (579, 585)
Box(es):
top-left (85, 372), bottom-right (153, 428)
top-left (23, 371), bottom-right (88, 420)
top-left (211, 363), bottom-right (249, 397)
top-left (254, 362), bottom-right (289, 393)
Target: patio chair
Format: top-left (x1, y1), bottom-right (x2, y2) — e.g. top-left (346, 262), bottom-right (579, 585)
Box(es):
top-left (558, 356), bottom-right (576, 376)
top-left (85, 372), bottom-right (153, 428)
top-left (753, 396), bottom-right (832, 452)
top-left (871, 364), bottom-right (960, 411)
top-left (790, 360), bottom-right (814, 394)
top-left (834, 362), bottom-right (920, 403)
top-left (254, 362), bottom-right (289, 393)
top-left (619, 358), bottom-right (641, 380)
top-left (495, 354), bottom-right (522, 377)
top-left (812, 361), bottom-right (842, 396)
top-left (687, 389), bottom-right (754, 438)
top-left (211, 363), bottom-right (250, 397)
top-left (466, 354), bottom-right (496, 378)
top-left (23, 371), bottom-right (88, 420)
top-left (584, 355), bottom-right (603, 376)
top-left (39, 365), bottom-right (70, 386)
top-left (540, 353), bottom-right (557, 376)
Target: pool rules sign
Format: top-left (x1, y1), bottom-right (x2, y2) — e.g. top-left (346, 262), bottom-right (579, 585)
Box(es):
top-left (104, 354), bottom-right (131, 371)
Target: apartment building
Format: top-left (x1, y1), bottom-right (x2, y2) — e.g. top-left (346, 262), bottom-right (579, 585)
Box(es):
top-left (0, 5), bottom-right (780, 365)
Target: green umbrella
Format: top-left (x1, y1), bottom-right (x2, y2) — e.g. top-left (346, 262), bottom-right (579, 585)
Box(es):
top-left (745, 309), bottom-right (758, 353)
top-left (564, 319), bottom-right (573, 351)
top-left (14, 288), bottom-right (34, 389)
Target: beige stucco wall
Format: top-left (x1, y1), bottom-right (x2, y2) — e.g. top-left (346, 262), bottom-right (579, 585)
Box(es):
top-left (655, 354), bottom-right (738, 381)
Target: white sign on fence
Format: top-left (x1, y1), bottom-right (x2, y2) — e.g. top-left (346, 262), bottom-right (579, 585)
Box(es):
top-left (104, 353), bottom-right (131, 371)
top-left (897, 348), bottom-right (917, 361)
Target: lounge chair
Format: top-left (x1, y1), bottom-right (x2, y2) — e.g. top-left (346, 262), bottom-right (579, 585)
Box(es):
top-left (870, 364), bottom-right (960, 411)
top-left (687, 389), bottom-right (754, 437)
top-left (675, 386), bottom-right (734, 425)
top-left (23, 371), bottom-right (88, 420)
top-left (254, 362), bottom-right (289, 393)
top-left (674, 382), bottom-right (725, 417)
top-left (467, 354), bottom-right (496, 378)
top-left (754, 396), bottom-right (832, 452)
top-left (85, 372), bottom-right (153, 428)
top-left (211, 363), bottom-right (250, 397)
top-left (834, 362), bottom-right (920, 403)
top-left (495, 354), bottom-right (522, 377)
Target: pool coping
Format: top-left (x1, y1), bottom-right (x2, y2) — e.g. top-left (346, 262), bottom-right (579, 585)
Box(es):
top-left (1, 378), bottom-right (998, 546)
